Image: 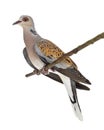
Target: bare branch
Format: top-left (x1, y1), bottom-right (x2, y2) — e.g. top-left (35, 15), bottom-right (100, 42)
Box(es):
top-left (25, 69), bottom-right (40, 77)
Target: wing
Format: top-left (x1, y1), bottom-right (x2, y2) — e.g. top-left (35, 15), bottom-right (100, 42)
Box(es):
top-left (23, 47), bottom-right (90, 90)
top-left (34, 39), bottom-right (77, 68)
top-left (23, 48), bottom-right (36, 69)
top-left (34, 40), bottom-right (91, 84)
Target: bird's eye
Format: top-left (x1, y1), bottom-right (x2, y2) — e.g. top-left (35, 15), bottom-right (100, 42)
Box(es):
top-left (22, 17), bottom-right (29, 22)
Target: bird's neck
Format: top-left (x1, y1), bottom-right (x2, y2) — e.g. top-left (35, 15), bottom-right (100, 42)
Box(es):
top-left (23, 27), bottom-right (38, 48)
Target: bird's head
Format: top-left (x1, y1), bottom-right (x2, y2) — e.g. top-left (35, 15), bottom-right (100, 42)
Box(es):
top-left (13, 15), bottom-right (34, 29)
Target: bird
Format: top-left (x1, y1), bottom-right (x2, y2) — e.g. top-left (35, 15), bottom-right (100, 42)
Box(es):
top-left (13, 15), bottom-right (91, 121)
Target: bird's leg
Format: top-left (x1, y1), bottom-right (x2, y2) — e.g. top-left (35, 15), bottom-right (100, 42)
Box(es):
top-left (39, 66), bottom-right (49, 75)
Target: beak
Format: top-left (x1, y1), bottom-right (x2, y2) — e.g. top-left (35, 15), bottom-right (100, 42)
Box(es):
top-left (12, 20), bottom-right (22, 25)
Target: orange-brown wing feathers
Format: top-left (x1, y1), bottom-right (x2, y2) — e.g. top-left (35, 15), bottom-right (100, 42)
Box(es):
top-left (37, 40), bottom-right (77, 68)
top-left (38, 40), bottom-right (63, 58)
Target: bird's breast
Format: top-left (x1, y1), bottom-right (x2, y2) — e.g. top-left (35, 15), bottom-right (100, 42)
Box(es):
top-left (26, 46), bottom-right (45, 70)
top-left (23, 30), bottom-right (45, 69)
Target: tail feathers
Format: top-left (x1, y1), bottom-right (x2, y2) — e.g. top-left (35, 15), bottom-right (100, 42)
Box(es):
top-left (72, 101), bottom-right (83, 121)
top-left (70, 80), bottom-right (83, 121)
top-left (69, 96), bottom-right (83, 121)
top-left (57, 72), bottom-right (83, 121)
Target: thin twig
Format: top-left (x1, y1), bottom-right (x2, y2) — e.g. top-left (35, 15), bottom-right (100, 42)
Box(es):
top-left (25, 69), bottom-right (40, 77)
top-left (26, 32), bottom-right (104, 77)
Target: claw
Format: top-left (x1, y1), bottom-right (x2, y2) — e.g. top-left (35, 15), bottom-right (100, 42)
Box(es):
top-left (40, 66), bottom-right (49, 75)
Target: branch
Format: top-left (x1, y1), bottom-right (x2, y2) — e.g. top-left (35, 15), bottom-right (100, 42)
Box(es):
top-left (25, 70), bottom-right (39, 77)
top-left (26, 32), bottom-right (104, 77)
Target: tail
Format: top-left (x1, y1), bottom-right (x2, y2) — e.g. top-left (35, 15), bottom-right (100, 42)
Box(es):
top-left (57, 72), bottom-right (83, 121)
top-left (70, 80), bottom-right (83, 121)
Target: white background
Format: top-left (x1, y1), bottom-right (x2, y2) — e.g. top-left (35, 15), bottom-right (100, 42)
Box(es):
top-left (0, 0), bottom-right (104, 129)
